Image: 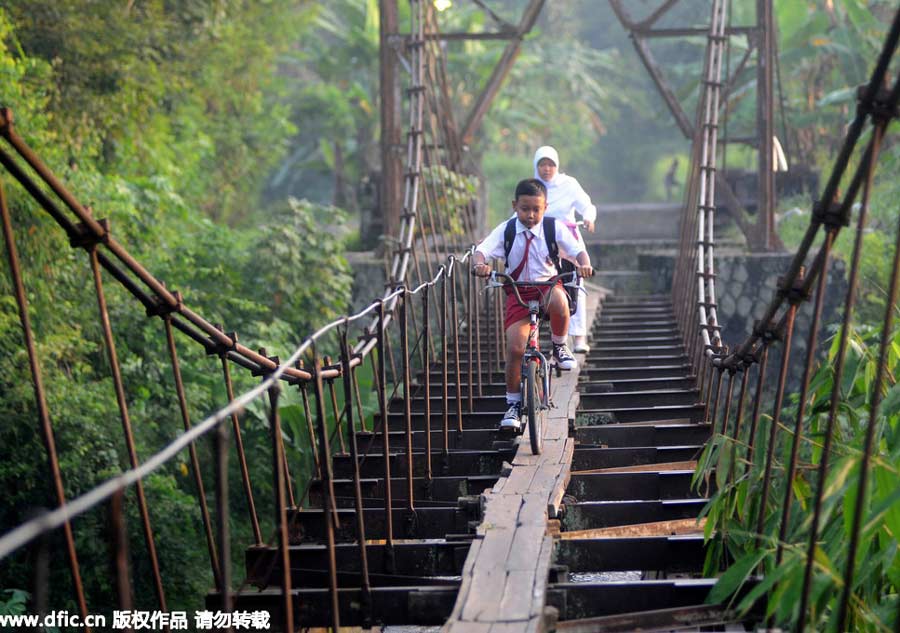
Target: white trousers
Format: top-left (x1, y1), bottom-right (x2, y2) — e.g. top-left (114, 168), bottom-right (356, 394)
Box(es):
top-left (568, 278), bottom-right (587, 336)
top-left (566, 226), bottom-right (589, 337)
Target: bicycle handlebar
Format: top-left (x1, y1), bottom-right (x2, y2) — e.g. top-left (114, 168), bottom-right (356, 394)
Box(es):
top-left (485, 270), bottom-right (580, 310)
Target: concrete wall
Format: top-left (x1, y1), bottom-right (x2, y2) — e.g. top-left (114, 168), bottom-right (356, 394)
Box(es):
top-left (584, 203), bottom-right (683, 243)
top-left (639, 250), bottom-right (848, 362)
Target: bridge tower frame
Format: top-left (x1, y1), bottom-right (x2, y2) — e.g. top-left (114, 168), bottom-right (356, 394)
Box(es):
top-left (610, 0), bottom-right (781, 251)
top-left (379, 0), bottom-right (547, 238)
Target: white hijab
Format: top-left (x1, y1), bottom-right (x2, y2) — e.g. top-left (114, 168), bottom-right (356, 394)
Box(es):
top-left (533, 145), bottom-right (561, 189)
top-left (532, 145), bottom-right (597, 224)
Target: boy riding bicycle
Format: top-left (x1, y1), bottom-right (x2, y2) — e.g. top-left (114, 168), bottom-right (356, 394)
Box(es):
top-left (472, 178), bottom-right (594, 431)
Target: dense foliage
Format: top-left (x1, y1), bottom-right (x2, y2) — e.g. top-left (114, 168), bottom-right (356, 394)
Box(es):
top-left (688, 4), bottom-right (900, 628)
top-left (736, 1), bottom-right (898, 319)
top-left (0, 1), bottom-right (353, 614)
top-left (696, 324), bottom-right (900, 630)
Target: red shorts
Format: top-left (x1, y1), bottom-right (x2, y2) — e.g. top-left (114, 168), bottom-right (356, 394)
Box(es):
top-left (504, 281), bottom-right (564, 330)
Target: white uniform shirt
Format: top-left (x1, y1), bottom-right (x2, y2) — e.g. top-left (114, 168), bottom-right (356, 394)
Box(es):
top-left (475, 218), bottom-right (584, 282)
top-left (543, 173), bottom-right (597, 224)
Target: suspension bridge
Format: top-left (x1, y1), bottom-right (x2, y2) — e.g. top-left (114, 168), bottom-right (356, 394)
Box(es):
top-left (1, 1), bottom-right (899, 631)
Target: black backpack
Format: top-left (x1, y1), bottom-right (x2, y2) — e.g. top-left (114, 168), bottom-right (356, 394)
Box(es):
top-left (502, 216), bottom-right (577, 313)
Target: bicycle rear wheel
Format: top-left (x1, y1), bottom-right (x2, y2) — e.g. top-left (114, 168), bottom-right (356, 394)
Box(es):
top-left (526, 360), bottom-right (544, 454)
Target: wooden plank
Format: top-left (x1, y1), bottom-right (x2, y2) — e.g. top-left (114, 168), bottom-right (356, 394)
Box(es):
top-left (491, 461), bottom-right (515, 494)
top-left (611, 418), bottom-right (695, 427)
top-left (477, 493), bottom-right (522, 535)
top-left (547, 439), bottom-right (574, 518)
top-left (552, 603), bottom-right (735, 633)
top-left (544, 465), bottom-right (567, 518)
top-left (528, 621), bottom-right (547, 633)
top-left (461, 568), bottom-right (507, 621)
top-left (490, 621), bottom-right (535, 633)
top-left (449, 536), bottom-right (484, 621)
top-left (543, 422), bottom-right (568, 442)
top-left (530, 535), bottom-right (554, 619)
top-left (574, 460), bottom-right (697, 474)
top-left (516, 437), bottom-right (563, 466)
top-left (507, 525), bottom-right (546, 571)
top-left (532, 462), bottom-right (563, 495)
top-left (518, 493), bottom-right (549, 527)
top-left (558, 518), bottom-right (706, 539)
top-left (561, 438), bottom-right (575, 465)
top-left (496, 570), bottom-right (536, 621)
top-left (504, 464), bottom-right (538, 495)
top-left (444, 289), bottom-right (604, 632)
top-left (475, 529), bottom-right (516, 568)
top-left (447, 620), bottom-right (493, 633)
top-left (511, 448), bottom-right (542, 467)
top-left (566, 389), bottom-right (580, 423)
top-left (529, 463), bottom-right (562, 504)
top-left (457, 537), bottom-right (484, 578)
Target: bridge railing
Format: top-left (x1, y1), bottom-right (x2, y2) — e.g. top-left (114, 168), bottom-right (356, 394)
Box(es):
top-left (674, 6), bottom-right (900, 630)
top-left (671, 0), bottom-right (728, 400)
top-left (0, 0), bottom-right (496, 629)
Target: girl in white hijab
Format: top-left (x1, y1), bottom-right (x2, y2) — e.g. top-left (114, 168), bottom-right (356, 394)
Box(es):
top-left (533, 145), bottom-right (597, 352)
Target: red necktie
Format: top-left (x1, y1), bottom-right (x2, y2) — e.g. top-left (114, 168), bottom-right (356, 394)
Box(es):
top-left (510, 231), bottom-right (534, 280)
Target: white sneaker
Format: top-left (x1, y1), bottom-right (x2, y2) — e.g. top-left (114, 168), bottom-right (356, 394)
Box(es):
top-left (499, 402), bottom-right (522, 431)
top-left (573, 336), bottom-right (590, 353)
top-left (553, 343), bottom-right (578, 371)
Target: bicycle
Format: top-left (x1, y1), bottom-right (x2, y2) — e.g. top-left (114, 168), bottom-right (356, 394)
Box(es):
top-left (484, 270), bottom-right (581, 455)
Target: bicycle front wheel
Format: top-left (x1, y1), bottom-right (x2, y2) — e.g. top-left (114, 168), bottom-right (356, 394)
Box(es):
top-left (526, 360), bottom-right (544, 455)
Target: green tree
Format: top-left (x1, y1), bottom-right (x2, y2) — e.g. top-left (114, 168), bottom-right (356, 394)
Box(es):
top-left (0, 2), bottom-right (354, 614)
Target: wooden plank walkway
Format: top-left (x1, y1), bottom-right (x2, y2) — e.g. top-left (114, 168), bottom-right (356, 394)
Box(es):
top-left (442, 287), bottom-right (604, 633)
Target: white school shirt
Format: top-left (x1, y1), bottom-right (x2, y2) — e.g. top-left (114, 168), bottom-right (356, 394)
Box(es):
top-left (533, 146), bottom-right (597, 225)
top-left (541, 173), bottom-right (597, 225)
top-left (475, 218), bottom-right (584, 283)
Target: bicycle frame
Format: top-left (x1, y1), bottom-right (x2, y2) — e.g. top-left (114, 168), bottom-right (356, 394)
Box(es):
top-left (483, 270), bottom-right (579, 409)
top-left (521, 299), bottom-right (551, 411)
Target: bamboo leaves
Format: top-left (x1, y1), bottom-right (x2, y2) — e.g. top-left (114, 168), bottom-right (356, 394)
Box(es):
top-left (701, 325), bottom-right (900, 630)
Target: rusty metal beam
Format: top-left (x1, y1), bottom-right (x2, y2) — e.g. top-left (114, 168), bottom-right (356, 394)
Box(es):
top-left (610, 0), bottom-right (783, 252)
top-left (756, 0), bottom-right (776, 250)
top-left (460, 0), bottom-right (547, 145)
top-left (635, 0), bottom-right (681, 30)
top-left (609, 0), bottom-right (694, 138)
top-left (380, 0), bottom-right (404, 240)
top-left (631, 35), bottom-right (694, 138)
top-left (423, 30), bottom-right (517, 41)
top-left (555, 604), bottom-right (739, 633)
top-left (470, 0), bottom-right (516, 31)
top-left (636, 26), bottom-right (755, 38)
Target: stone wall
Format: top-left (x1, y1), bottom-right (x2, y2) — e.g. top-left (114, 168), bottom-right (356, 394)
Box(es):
top-left (638, 250), bottom-right (848, 388)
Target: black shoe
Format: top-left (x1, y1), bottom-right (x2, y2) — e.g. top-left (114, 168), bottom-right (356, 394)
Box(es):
top-left (553, 342), bottom-right (577, 370)
top-left (499, 402), bottom-right (522, 431)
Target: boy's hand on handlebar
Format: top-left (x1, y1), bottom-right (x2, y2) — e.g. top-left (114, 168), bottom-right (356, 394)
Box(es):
top-left (576, 264), bottom-right (594, 278)
top-left (472, 263), bottom-right (491, 277)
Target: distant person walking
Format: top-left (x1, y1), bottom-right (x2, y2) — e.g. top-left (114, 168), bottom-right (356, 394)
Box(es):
top-left (533, 145), bottom-right (597, 353)
top-left (664, 158), bottom-right (680, 201)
